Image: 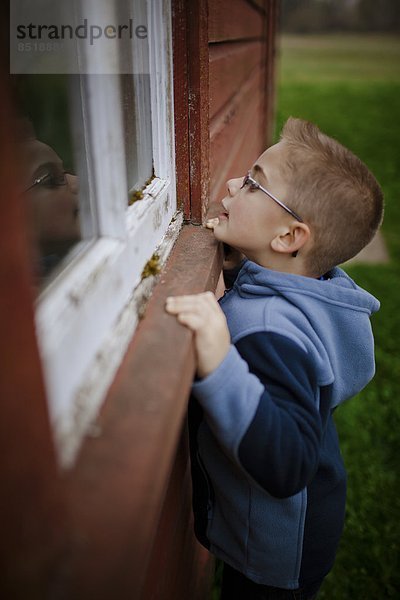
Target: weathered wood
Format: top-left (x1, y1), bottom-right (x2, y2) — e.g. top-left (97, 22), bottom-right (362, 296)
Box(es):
top-left (264, 0), bottom-right (279, 145)
top-left (172, 0), bottom-right (191, 219)
top-left (0, 59), bottom-right (67, 600)
top-left (208, 0), bottom-right (278, 213)
top-left (209, 0), bottom-right (264, 43)
top-left (188, 0), bottom-right (210, 224)
top-left (0, 1), bottom-right (278, 598)
top-left (63, 225), bottom-right (223, 599)
top-left (210, 67), bottom-right (265, 200)
top-left (209, 41), bottom-right (264, 118)
top-left (142, 424), bottom-right (213, 599)
top-left (209, 100), bottom-right (267, 211)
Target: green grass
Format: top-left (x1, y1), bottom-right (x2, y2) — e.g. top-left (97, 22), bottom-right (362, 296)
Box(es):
top-left (278, 34), bottom-right (400, 83)
top-left (275, 34), bottom-right (400, 598)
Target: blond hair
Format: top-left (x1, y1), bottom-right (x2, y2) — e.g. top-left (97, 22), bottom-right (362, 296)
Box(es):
top-left (280, 117), bottom-right (384, 275)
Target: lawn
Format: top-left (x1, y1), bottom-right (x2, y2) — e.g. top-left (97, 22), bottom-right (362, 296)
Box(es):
top-left (275, 34), bottom-right (400, 598)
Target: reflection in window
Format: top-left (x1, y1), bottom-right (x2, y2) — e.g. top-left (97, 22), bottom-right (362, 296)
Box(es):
top-left (13, 75), bottom-right (92, 289)
top-left (121, 74), bottom-right (153, 196)
top-left (116, 0), bottom-right (153, 199)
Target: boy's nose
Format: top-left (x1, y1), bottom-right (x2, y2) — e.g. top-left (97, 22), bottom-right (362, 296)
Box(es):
top-left (227, 176), bottom-right (243, 197)
top-left (66, 173), bottom-right (79, 195)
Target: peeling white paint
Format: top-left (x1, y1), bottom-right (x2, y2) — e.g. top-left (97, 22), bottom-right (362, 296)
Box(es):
top-left (34, 0), bottom-right (178, 468)
top-left (54, 212), bottom-right (183, 468)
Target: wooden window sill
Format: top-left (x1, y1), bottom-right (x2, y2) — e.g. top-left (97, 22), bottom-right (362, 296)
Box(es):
top-left (65, 224), bottom-right (223, 597)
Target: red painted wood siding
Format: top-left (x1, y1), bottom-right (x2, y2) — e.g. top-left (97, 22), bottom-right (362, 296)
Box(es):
top-left (208, 0), bottom-right (276, 213)
top-left (0, 50), bottom-right (68, 600)
top-left (0, 1), bottom-right (278, 598)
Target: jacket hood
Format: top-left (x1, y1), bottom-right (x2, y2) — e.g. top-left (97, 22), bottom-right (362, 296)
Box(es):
top-left (227, 260), bottom-right (380, 407)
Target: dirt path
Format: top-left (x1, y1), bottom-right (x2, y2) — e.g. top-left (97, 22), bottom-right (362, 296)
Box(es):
top-left (345, 231), bottom-right (389, 265)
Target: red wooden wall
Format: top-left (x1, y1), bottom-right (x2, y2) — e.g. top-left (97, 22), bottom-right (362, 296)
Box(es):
top-left (208, 0), bottom-right (276, 214)
top-left (0, 1), bottom-right (278, 598)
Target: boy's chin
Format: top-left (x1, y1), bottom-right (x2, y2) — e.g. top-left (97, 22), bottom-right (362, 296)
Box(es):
top-left (213, 228), bottom-right (227, 243)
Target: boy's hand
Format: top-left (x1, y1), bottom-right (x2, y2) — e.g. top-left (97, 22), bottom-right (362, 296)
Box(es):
top-left (165, 291), bottom-right (230, 378)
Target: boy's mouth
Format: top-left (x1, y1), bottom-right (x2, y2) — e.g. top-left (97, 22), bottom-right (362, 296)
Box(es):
top-left (219, 202), bottom-right (229, 220)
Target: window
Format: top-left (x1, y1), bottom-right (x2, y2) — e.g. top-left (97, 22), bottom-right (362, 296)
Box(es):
top-left (11, 0), bottom-right (178, 466)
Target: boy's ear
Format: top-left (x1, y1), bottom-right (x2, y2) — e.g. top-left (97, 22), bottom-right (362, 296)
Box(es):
top-left (270, 222), bottom-right (311, 256)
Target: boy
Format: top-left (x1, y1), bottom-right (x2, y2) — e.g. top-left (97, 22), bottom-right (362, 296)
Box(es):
top-left (166, 118), bottom-right (383, 599)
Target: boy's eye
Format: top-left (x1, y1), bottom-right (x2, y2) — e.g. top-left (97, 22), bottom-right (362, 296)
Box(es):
top-left (40, 171), bottom-right (68, 188)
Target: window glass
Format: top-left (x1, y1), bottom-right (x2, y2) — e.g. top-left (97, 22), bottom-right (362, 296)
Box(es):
top-left (122, 74), bottom-right (153, 197)
top-left (9, 0), bottom-right (177, 465)
top-left (117, 0), bottom-right (153, 199)
top-left (13, 74), bottom-right (94, 289)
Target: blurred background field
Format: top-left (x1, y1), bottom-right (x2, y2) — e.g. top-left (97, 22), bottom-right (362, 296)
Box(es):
top-left (275, 32), bottom-right (400, 598)
top-left (280, 34), bottom-right (400, 82)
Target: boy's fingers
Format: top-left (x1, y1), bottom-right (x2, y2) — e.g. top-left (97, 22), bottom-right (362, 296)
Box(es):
top-left (166, 292), bottom-right (213, 302)
top-left (166, 294), bottom-right (199, 305)
top-left (200, 291), bottom-right (224, 314)
top-left (205, 217), bottom-right (219, 229)
top-left (166, 292), bottom-right (216, 310)
top-left (176, 312), bottom-right (203, 330)
top-left (165, 296), bottom-right (199, 312)
top-left (165, 292), bottom-right (224, 324)
top-left (165, 299), bottom-right (205, 320)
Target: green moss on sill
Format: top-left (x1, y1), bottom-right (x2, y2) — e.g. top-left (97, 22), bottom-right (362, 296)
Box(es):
top-left (141, 253), bottom-right (161, 279)
top-left (128, 170), bottom-right (156, 206)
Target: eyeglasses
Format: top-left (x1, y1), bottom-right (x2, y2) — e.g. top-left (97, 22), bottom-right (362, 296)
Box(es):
top-left (241, 171), bottom-right (303, 223)
top-left (24, 171), bottom-right (68, 193)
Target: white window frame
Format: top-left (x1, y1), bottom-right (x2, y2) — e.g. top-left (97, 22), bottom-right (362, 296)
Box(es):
top-left (35, 0), bottom-right (179, 468)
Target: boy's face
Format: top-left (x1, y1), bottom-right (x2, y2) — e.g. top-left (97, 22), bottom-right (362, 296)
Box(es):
top-left (213, 141), bottom-right (294, 263)
top-left (20, 139), bottom-right (81, 252)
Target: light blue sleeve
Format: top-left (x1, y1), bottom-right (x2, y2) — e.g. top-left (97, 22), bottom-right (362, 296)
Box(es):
top-left (191, 344), bottom-right (264, 455)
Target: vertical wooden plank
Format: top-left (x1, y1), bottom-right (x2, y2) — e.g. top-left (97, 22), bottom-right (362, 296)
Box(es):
top-left (63, 226), bottom-right (222, 600)
top-left (140, 424), bottom-right (213, 599)
top-left (208, 0), bottom-right (264, 42)
top-left (172, 0), bottom-right (191, 219)
top-left (0, 58), bottom-right (67, 600)
top-left (264, 0), bottom-right (279, 145)
top-left (0, 1), bottom-right (278, 598)
top-left (188, 0), bottom-right (210, 224)
top-left (209, 41), bottom-right (264, 119)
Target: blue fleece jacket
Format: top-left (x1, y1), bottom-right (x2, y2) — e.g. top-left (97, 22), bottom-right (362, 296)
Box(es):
top-left (190, 259), bottom-right (379, 590)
